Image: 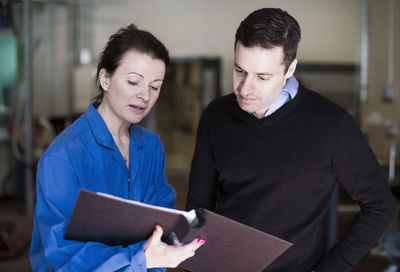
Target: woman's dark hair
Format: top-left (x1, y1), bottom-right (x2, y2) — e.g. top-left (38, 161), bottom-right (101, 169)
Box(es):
top-left (93, 24), bottom-right (170, 103)
top-left (235, 8), bottom-right (301, 72)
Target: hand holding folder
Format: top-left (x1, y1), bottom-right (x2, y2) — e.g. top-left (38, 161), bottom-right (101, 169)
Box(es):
top-left (143, 224), bottom-right (205, 269)
top-left (64, 189), bottom-right (292, 272)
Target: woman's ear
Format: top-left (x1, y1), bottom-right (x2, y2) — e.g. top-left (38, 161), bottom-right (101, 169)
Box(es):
top-left (99, 68), bottom-right (110, 91)
top-left (285, 59), bottom-right (297, 79)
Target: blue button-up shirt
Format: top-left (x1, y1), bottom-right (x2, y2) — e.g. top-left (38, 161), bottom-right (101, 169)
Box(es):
top-left (264, 76), bottom-right (299, 117)
top-left (30, 103), bottom-right (176, 272)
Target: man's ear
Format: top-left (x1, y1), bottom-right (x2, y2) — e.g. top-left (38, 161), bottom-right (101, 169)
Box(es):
top-left (99, 68), bottom-right (110, 91)
top-left (285, 59), bottom-right (297, 79)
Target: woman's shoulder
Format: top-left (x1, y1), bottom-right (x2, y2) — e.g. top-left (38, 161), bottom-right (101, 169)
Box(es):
top-left (42, 114), bottom-right (91, 159)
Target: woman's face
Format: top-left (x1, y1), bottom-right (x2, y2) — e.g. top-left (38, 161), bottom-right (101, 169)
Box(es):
top-left (99, 50), bottom-right (166, 124)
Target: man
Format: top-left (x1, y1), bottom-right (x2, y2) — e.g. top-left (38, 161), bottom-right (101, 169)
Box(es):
top-left (186, 8), bottom-right (397, 272)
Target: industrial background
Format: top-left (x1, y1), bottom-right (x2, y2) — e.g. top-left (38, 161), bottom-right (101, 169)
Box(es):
top-left (0, 0), bottom-right (399, 271)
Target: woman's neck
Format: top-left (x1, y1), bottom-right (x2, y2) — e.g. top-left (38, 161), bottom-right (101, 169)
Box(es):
top-left (97, 102), bottom-right (130, 142)
top-left (97, 102), bottom-right (131, 169)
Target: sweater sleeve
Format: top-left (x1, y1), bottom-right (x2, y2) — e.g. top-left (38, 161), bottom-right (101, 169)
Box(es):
top-left (186, 108), bottom-right (219, 211)
top-left (30, 154), bottom-right (150, 272)
top-left (314, 112), bottom-right (397, 272)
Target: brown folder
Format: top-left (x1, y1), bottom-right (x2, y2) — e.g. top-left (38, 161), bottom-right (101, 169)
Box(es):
top-left (64, 189), bottom-right (292, 272)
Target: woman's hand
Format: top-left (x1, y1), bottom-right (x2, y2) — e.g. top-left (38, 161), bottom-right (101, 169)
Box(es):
top-left (144, 225), bottom-right (206, 268)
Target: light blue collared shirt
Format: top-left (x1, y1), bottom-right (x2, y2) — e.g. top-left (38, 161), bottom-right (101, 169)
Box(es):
top-left (264, 76), bottom-right (299, 117)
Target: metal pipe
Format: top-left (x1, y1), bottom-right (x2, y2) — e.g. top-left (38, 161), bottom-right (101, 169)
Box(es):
top-left (360, 0), bottom-right (369, 103)
top-left (387, 0), bottom-right (395, 87)
top-left (388, 142), bottom-right (397, 186)
top-left (23, 0), bottom-right (34, 217)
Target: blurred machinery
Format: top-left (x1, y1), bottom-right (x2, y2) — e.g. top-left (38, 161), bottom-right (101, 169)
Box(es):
top-left (0, 0), bottom-right (34, 259)
top-left (162, 57), bottom-right (221, 132)
top-left (0, 0), bottom-right (117, 260)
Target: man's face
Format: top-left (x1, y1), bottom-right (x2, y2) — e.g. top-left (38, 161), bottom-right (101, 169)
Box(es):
top-left (233, 42), bottom-right (296, 118)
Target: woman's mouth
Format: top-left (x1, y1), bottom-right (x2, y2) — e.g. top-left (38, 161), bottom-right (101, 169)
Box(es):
top-left (130, 104), bottom-right (146, 114)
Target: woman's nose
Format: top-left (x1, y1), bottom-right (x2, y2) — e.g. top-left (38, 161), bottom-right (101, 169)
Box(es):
top-left (136, 87), bottom-right (150, 102)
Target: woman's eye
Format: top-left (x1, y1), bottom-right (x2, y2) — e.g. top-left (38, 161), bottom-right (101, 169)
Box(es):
top-left (128, 81), bottom-right (138, 86)
top-left (150, 86), bottom-right (160, 91)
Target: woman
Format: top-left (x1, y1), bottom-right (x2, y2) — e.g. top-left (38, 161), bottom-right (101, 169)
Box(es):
top-left (30, 24), bottom-right (204, 271)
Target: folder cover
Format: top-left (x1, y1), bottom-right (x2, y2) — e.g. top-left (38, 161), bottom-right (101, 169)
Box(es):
top-left (64, 189), bottom-right (292, 272)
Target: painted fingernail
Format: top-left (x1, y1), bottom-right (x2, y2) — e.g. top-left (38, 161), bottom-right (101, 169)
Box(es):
top-left (201, 239), bottom-right (207, 245)
top-left (196, 238), bottom-right (202, 243)
top-left (155, 225), bottom-right (159, 231)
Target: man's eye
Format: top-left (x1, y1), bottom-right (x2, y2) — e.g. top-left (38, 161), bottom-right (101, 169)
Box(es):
top-left (235, 68), bottom-right (243, 73)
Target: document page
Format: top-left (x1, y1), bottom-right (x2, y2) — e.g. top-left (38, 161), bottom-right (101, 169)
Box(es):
top-left (96, 192), bottom-right (198, 225)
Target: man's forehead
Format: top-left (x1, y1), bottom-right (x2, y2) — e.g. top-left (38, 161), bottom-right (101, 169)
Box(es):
top-left (234, 43), bottom-right (284, 56)
top-left (234, 44), bottom-right (286, 72)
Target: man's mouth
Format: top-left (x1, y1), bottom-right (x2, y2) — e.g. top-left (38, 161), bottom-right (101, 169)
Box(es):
top-left (239, 95), bottom-right (255, 104)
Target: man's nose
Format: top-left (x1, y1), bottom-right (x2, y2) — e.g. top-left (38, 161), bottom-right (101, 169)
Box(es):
top-left (239, 76), bottom-right (254, 96)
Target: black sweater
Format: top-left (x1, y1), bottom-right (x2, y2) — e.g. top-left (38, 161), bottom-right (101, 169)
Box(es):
top-left (187, 86), bottom-right (397, 272)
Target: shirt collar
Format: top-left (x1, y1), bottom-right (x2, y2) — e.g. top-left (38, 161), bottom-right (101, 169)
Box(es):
top-left (263, 76), bottom-right (299, 117)
top-left (282, 76), bottom-right (299, 99)
top-left (85, 103), bottom-right (145, 150)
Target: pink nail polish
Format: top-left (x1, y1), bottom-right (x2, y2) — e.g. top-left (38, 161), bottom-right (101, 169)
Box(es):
top-left (196, 238), bottom-right (202, 243)
top-left (201, 239), bottom-right (207, 245)
top-left (155, 225), bottom-right (158, 231)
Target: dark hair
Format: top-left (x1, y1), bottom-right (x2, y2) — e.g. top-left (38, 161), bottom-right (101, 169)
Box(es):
top-left (235, 8), bottom-right (301, 72)
top-left (93, 24), bottom-right (170, 103)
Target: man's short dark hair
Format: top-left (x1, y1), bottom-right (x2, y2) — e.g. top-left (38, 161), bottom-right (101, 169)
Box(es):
top-left (235, 8), bottom-right (301, 72)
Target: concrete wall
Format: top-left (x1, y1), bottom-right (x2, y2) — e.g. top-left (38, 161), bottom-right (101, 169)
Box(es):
top-left (32, 0), bottom-right (400, 132)
top-left (91, 0), bottom-right (362, 93)
top-left (362, 0), bottom-right (400, 127)
top-left (360, 0), bottom-right (400, 163)
top-left (33, 4), bottom-right (72, 117)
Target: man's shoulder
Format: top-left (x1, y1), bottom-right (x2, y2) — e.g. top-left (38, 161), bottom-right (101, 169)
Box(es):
top-left (299, 85), bottom-right (348, 117)
top-left (205, 93), bottom-right (236, 113)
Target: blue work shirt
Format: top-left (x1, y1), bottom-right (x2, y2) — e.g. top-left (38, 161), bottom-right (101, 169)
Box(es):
top-left (30, 103), bottom-right (176, 272)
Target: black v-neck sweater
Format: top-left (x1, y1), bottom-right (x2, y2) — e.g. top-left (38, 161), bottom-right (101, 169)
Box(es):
top-left (187, 86), bottom-right (396, 272)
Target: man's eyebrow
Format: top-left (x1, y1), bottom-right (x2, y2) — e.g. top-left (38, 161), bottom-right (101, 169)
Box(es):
top-left (234, 63), bottom-right (248, 73)
top-left (257, 72), bottom-right (274, 76)
top-left (234, 63), bottom-right (274, 76)
top-left (234, 63), bottom-right (243, 69)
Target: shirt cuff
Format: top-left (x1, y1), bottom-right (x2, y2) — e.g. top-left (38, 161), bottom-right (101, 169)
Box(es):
top-left (129, 242), bottom-right (148, 272)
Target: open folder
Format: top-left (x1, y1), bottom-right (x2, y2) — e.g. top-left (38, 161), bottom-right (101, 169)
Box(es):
top-left (64, 189), bottom-right (292, 272)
